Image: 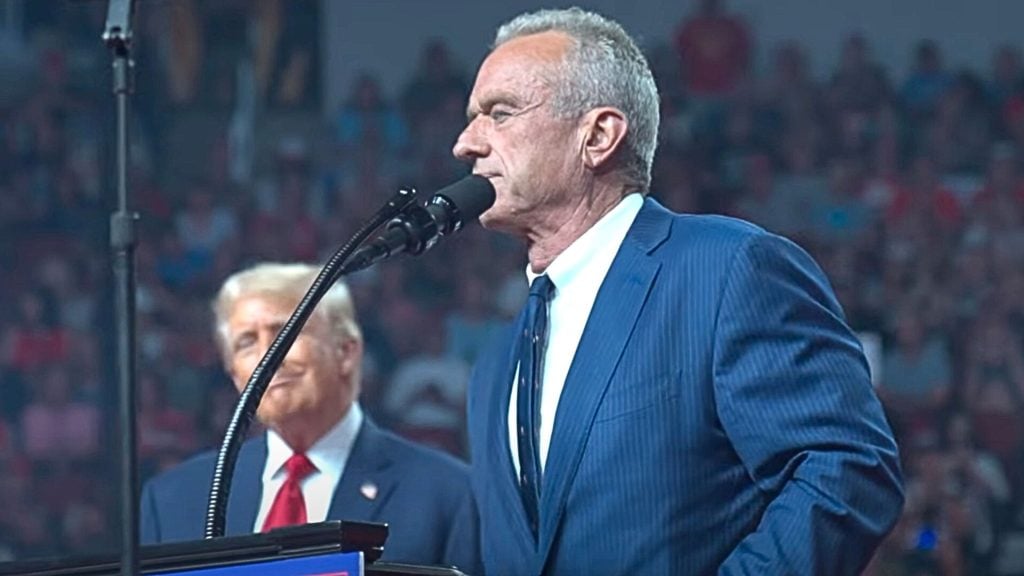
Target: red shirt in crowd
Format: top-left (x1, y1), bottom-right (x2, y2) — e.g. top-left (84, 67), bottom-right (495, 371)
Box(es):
top-left (7, 328), bottom-right (70, 372)
top-left (886, 184), bottom-right (963, 228)
top-left (675, 13), bottom-right (751, 96)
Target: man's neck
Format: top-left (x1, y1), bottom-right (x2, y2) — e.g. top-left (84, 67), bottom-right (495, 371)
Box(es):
top-left (526, 184), bottom-right (632, 273)
top-left (272, 409), bottom-right (346, 454)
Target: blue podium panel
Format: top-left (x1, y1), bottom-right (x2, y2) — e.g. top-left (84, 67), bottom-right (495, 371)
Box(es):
top-left (158, 551), bottom-right (362, 576)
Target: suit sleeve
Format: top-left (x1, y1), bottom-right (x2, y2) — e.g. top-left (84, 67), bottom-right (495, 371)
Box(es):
top-left (712, 234), bottom-right (904, 575)
top-left (140, 479), bottom-right (161, 544)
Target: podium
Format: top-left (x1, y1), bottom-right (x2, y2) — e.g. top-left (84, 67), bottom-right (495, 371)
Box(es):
top-left (0, 521), bottom-right (469, 576)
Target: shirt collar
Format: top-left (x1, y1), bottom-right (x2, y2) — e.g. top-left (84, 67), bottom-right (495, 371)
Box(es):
top-left (264, 402), bottom-right (364, 482)
top-left (526, 193), bottom-right (644, 292)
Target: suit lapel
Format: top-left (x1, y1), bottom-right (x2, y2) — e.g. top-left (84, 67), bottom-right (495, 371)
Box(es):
top-left (326, 419), bottom-right (396, 522)
top-left (538, 198), bottom-right (671, 565)
top-left (226, 435), bottom-right (266, 535)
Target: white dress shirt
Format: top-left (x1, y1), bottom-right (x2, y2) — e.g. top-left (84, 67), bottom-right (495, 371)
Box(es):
top-left (508, 193), bottom-right (644, 475)
top-left (254, 402), bottom-right (364, 530)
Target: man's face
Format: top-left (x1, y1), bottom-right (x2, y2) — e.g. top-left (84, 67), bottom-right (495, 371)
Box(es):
top-left (453, 31), bottom-right (584, 236)
top-left (224, 295), bottom-right (358, 430)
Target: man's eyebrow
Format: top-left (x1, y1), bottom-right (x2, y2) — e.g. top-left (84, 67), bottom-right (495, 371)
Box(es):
top-left (229, 328), bottom-right (253, 346)
top-left (466, 91), bottom-right (525, 122)
top-left (230, 318), bottom-right (287, 341)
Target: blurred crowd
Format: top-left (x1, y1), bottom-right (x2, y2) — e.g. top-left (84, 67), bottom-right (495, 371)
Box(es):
top-left (0, 1), bottom-right (1022, 574)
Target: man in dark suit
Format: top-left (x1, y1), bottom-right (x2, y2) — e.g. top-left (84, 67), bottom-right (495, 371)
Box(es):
top-left (452, 8), bottom-right (904, 575)
top-left (140, 263), bottom-right (481, 574)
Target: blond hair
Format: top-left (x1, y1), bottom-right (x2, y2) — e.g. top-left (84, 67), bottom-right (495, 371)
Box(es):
top-left (212, 262), bottom-right (362, 362)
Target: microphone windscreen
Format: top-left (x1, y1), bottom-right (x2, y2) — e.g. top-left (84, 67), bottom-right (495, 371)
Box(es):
top-left (435, 175), bottom-right (496, 222)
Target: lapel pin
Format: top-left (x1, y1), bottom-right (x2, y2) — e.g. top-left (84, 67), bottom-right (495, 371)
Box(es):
top-left (360, 481), bottom-right (378, 501)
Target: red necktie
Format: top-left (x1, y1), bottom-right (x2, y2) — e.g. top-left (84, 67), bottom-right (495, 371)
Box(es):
top-left (261, 452), bottom-right (317, 531)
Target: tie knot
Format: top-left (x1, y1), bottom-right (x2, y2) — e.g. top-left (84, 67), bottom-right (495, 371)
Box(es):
top-left (529, 275), bottom-right (555, 301)
top-left (284, 453), bottom-right (316, 481)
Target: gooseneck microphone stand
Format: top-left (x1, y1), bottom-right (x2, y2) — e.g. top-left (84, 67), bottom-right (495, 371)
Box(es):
top-left (102, 0), bottom-right (140, 575)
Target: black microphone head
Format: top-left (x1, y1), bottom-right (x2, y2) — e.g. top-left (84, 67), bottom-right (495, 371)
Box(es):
top-left (432, 175), bottom-right (496, 231)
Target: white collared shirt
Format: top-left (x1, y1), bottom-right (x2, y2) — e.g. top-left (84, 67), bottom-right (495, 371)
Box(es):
top-left (508, 193), bottom-right (644, 474)
top-left (254, 402), bottom-right (364, 530)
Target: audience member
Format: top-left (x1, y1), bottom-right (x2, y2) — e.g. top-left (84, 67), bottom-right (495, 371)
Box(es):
top-left (902, 39), bottom-right (955, 118)
top-left (674, 0), bottom-right (751, 99)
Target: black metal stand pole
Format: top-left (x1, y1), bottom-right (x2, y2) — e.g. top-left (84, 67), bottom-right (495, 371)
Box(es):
top-left (102, 1), bottom-right (139, 575)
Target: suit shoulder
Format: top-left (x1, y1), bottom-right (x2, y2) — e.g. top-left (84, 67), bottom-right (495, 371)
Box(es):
top-left (639, 199), bottom-right (768, 248)
top-left (146, 449), bottom-right (217, 489)
top-left (375, 428), bottom-right (470, 478)
top-left (144, 438), bottom-right (263, 496)
top-left (655, 208), bottom-right (810, 261)
top-left (671, 212), bottom-right (771, 245)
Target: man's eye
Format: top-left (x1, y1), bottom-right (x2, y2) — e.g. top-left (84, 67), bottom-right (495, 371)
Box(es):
top-left (233, 335), bottom-right (255, 352)
top-left (490, 109), bottom-right (512, 122)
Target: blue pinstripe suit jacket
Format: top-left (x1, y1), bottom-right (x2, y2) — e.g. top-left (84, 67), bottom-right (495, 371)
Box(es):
top-left (467, 198), bottom-right (904, 575)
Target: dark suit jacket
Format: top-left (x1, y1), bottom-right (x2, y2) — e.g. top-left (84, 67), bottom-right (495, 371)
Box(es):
top-left (141, 418), bottom-right (482, 575)
top-left (468, 198), bottom-right (904, 575)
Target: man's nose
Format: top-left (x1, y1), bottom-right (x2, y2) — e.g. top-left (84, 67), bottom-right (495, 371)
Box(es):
top-left (452, 122), bottom-right (490, 162)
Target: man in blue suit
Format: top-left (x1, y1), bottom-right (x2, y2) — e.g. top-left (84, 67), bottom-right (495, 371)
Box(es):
top-left (452, 8), bottom-right (903, 575)
top-left (140, 263), bottom-right (481, 574)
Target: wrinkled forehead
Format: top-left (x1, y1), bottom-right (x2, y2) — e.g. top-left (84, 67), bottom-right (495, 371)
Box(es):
top-left (472, 31), bottom-right (574, 96)
top-left (226, 294), bottom-right (301, 327)
top-left (224, 296), bottom-right (338, 346)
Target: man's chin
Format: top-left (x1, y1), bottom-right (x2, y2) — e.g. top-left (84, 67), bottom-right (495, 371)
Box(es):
top-left (479, 207), bottom-right (514, 233)
top-left (478, 213), bottom-right (497, 230)
top-left (256, 401), bottom-right (300, 429)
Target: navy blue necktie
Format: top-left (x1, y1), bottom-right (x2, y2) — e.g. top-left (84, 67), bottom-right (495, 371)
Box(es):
top-left (517, 274), bottom-right (554, 537)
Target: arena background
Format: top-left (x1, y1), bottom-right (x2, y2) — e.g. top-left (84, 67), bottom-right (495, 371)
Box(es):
top-left (1, 1), bottom-right (1023, 574)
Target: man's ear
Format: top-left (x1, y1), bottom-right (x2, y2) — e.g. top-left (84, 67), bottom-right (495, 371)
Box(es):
top-left (580, 107), bottom-right (628, 172)
top-left (337, 336), bottom-right (363, 377)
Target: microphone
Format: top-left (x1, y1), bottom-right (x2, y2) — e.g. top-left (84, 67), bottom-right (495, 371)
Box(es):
top-left (343, 174), bottom-right (496, 272)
